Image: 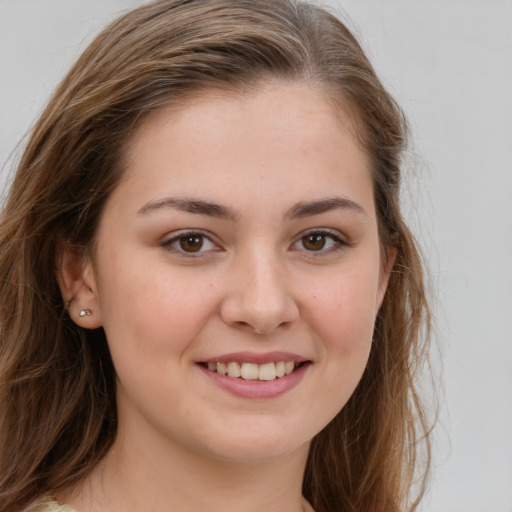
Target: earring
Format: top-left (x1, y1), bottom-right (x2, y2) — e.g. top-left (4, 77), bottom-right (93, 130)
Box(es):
top-left (79, 309), bottom-right (92, 317)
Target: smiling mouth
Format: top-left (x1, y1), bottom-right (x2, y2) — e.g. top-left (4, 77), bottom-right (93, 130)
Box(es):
top-left (199, 361), bottom-right (307, 381)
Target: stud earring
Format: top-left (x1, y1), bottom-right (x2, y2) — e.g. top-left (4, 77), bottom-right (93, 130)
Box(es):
top-left (79, 309), bottom-right (92, 317)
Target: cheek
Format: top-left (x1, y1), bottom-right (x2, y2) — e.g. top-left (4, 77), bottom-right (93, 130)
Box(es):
top-left (96, 253), bottom-right (218, 364)
top-left (290, 272), bottom-right (379, 436)
top-left (303, 264), bottom-right (380, 397)
top-left (307, 267), bottom-right (380, 342)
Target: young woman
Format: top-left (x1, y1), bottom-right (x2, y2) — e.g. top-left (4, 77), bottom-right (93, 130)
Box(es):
top-left (0, 1), bottom-right (432, 511)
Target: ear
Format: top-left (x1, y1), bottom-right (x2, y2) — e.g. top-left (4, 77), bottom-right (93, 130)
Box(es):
top-left (376, 245), bottom-right (397, 311)
top-left (56, 241), bottom-right (103, 328)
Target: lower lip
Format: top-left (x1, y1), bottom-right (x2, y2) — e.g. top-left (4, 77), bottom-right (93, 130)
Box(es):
top-left (197, 363), bottom-right (310, 399)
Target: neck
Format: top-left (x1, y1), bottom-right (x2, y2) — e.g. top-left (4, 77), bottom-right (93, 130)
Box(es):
top-left (60, 423), bottom-right (312, 512)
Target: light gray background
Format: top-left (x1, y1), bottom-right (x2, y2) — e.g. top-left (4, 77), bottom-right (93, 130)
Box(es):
top-left (1, 1), bottom-right (511, 510)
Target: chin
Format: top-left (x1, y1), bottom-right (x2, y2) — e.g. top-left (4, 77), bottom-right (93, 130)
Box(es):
top-left (194, 418), bottom-right (314, 463)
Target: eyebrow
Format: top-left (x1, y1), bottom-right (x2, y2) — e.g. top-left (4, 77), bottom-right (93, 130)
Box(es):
top-left (287, 197), bottom-right (366, 219)
top-left (137, 197), bottom-right (239, 221)
top-left (137, 196), bottom-right (366, 221)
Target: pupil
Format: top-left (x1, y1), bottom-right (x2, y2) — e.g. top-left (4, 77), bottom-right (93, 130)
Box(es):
top-left (180, 235), bottom-right (203, 252)
top-left (304, 234), bottom-right (325, 251)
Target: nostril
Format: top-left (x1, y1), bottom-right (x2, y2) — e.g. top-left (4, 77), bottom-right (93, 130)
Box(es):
top-left (232, 320), bottom-right (254, 331)
top-left (229, 318), bottom-right (294, 335)
top-left (219, 288), bottom-right (299, 334)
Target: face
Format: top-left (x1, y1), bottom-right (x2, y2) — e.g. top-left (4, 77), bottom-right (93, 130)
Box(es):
top-left (74, 82), bottom-right (392, 463)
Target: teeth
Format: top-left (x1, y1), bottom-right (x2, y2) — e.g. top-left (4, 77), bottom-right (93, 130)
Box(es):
top-left (206, 361), bottom-right (300, 380)
top-left (258, 362), bottom-right (276, 381)
top-left (275, 361), bottom-right (286, 378)
top-left (285, 361), bottom-right (295, 375)
top-left (241, 363), bottom-right (259, 380)
top-left (227, 362), bottom-right (241, 378)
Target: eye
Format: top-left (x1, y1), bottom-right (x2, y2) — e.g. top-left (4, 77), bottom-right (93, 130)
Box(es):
top-left (292, 230), bottom-right (346, 254)
top-left (161, 230), bottom-right (220, 256)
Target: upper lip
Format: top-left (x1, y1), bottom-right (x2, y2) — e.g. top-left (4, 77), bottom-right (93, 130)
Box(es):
top-left (200, 351), bottom-right (309, 365)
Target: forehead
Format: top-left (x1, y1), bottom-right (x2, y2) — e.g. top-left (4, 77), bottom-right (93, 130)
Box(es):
top-left (114, 81), bottom-right (374, 220)
top-left (124, 81), bottom-right (364, 164)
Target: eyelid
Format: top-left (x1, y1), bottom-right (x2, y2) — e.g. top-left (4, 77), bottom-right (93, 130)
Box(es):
top-left (291, 228), bottom-right (349, 253)
top-left (160, 229), bottom-right (222, 257)
top-left (159, 227), bottom-right (349, 258)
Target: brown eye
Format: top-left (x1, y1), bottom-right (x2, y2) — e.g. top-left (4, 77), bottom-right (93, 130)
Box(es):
top-left (179, 235), bottom-right (204, 252)
top-left (162, 230), bottom-right (219, 257)
top-left (292, 230), bottom-right (346, 255)
top-left (302, 233), bottom-right (327, 251)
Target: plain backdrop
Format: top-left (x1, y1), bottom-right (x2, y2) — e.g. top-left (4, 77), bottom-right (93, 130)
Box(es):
top-left (1, 1), bottom-right (511, 511)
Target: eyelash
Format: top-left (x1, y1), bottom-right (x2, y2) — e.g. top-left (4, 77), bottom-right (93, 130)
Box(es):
top-left (160, 228), bottom-right (348, 258)
top-left (291, 229), bottom-right (348, 256)
top-left (160, 230), bottom-right (220, 258)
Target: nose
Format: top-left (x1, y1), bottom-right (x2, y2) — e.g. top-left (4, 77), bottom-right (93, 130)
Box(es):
top-left (219, 250), bottom-right (299, 334)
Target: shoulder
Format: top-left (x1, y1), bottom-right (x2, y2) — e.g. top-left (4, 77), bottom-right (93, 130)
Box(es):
top-left (22, 495), bottom-right (77, 512)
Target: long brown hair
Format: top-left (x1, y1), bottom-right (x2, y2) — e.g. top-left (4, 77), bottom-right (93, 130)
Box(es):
top-left (0, 1), bottom-right (432, 511)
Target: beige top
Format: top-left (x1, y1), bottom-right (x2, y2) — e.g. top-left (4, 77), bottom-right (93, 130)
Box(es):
top-left (24, 494), bottom-right (315, 512)
top-left (23, 495), bottom-right (76, 512)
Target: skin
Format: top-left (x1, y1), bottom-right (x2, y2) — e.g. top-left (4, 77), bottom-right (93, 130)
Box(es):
top-left (59, 81), bottom-right (394, 512)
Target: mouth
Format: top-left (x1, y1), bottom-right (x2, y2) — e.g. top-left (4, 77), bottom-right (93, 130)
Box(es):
top-left (199, 360), bottom-right (308, 381)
